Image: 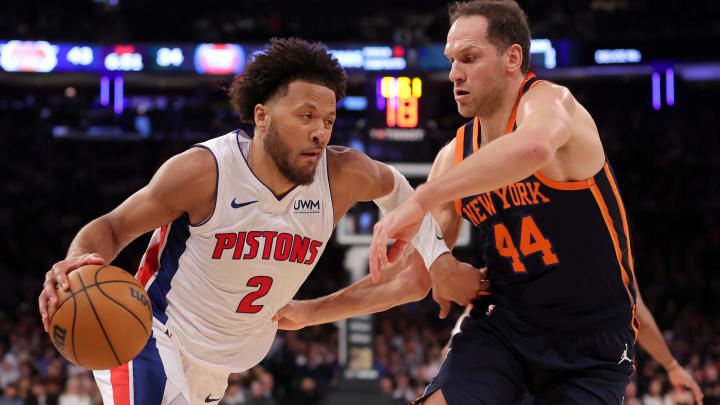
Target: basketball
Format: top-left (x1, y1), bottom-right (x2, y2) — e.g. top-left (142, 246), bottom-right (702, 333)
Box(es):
top-left (47, 264), bottom-right (152, 370)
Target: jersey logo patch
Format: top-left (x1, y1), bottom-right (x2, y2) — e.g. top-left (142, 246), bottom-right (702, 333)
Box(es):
top-left (231, 199), bottom-right (258, 208)
top-left (294, 199), bottom-right (320, 214)
top-left (204, 394), bottom-right (221, 403)
top-left (618, 343), bottom-right (632, 364)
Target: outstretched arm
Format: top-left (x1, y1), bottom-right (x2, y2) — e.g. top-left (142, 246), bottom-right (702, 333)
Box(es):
top-left (274, 249), bottom-right (430, 329)
top-left (368, 84), bottom-right (578, 275)
top-left (634, 278), bottom-right (703, 405)
top-left (39, 147), bottom-right (216, 331)
top-left (274, 145), bottom-right (486, 328)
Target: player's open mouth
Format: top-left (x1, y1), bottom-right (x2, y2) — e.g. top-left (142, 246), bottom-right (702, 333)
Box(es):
top-left (454, 89), bottom-right (470, 100)
top-left (301, 150), bottom-right (321, 158)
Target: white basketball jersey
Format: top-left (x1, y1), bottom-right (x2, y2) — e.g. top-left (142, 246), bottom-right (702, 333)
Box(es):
top-left (135, 130), bottom-right (335, 372)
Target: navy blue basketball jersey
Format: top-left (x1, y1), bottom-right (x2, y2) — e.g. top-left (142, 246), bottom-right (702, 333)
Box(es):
top-left (456, 73), bottom-right (639, 335)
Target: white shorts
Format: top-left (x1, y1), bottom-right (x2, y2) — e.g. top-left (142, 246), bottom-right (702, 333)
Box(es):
top-left (93, 319), bottom-right (230, 405)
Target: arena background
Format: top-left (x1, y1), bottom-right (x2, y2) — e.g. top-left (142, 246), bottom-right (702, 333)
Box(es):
top-left (1, 1), bottom-right (719, 404)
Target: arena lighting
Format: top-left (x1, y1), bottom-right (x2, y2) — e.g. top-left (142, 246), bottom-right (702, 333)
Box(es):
top-left (340, 96), bottom-right (368, 111)
top-left (329, 49), bottom-right (363, 69)
top-left (378, 76), bottom-right (422, 128)
top-left (114, 76), bottom-right (124, 115)
top-left (529, 39), bottom-right (556, 69)
top-left (0, 40), bottom-right (59, 72)
top-left (193, 44), bottom-right (245, 74)
top-left (100, 76), bottom-right (110, 107)
top-left (666, 68), bottom-right (675, 106)
top-left (594, 49), bottom-right (642, 64)
top-left (66, 46), bottom-right (94, 66)
top-left (156, 47), bottom-right (184, 68)
top-left (376, 77), bottom-right (386, 110)
top-left (362, 46), bottom-right (392, 59)
top-left (652, 72), bottom-right (661, 111)
top-left (362, 46), bottom-right (406, 71)
top-left (363, 57), bottom-right (406, 71)
top-left (104, 45), bottom-right (143, 71)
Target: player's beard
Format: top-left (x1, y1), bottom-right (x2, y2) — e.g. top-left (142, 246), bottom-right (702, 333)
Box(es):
top-left (263, 120), bottom-right (318, 185)
top-left (462, 60), bottom-right (508, 119)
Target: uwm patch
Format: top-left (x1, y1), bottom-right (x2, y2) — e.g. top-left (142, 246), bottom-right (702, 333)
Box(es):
top-left (293, 199), bottom-right (320, 214)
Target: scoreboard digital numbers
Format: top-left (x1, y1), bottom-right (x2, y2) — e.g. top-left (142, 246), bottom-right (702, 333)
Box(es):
top-left (377, 76), bottom-right (422, 128)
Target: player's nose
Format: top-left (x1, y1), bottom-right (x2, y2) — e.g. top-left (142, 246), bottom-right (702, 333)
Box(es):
top-left (449, 61), bottom-right (465, 83)
top-left (310, 126), bottom-right (327, 145)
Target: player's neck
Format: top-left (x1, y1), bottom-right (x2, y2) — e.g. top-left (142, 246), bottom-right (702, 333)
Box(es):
top-left (247, 138), bottom-right (296, 196)
top-left (478, 74), bottom-right (526, 145)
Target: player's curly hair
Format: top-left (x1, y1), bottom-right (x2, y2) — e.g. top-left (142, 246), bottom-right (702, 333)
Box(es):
top-left (229, 37), bottom-right (347, 124)
top-left (449, 0), bottom-right (531, 74)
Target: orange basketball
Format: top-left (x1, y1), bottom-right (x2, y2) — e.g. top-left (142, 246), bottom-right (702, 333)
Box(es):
top-left (47, 264), bottom-right (152, 370)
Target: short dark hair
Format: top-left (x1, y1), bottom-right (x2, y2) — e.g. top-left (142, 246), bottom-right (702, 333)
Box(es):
top-left (229, 37), bottom-right (347, 124)
top-left (449, 0), bottom-right (531, 73)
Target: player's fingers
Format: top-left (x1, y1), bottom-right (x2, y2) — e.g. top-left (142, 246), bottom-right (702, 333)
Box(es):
top-left (387, 240), bottom-right (407, 264)
top-left (690, 382), bottom-right (703, 405)
top-left (377, 230), bottom-right (390, 268)
top-left (438, 299), bottom-right (451, 319)
top-left (272, 304), bottom-right (291, 322)
top-left (43, 276), bottom-right (58, 307)
top-left (368, 235), bottom-right (380, 283)
top-left (38, 293), bottom-right (49, 332)
top-left (433, 291), bottom-right (451, 319)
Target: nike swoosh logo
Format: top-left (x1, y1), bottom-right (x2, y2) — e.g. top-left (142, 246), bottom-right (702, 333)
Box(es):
top-left (205, 394), bottom-right (221, 403)
top-left (436, 234), bottom-right (444, 240)
top-left (231, 199), bottom-right (258, 208)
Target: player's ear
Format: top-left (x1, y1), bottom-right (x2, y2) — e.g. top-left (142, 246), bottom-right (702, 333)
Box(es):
top-left (254, 104), bottom-right (268, 130)
top-left (505, 44), bottom-right (523, 74)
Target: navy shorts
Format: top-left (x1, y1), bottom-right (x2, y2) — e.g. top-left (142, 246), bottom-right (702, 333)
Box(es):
top-left (416, 304), bottom-right (636, 405)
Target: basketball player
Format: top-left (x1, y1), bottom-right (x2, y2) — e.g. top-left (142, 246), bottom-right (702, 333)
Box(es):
top-left (37, 38), bottom-right (485, 405)
top-left (368, 1), bottom-right (704, 404)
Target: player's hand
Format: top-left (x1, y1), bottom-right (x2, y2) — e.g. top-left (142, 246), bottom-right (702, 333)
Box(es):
top-left (369, 195), bottom-right (426, 283)
top-left (429, 254), bottom-right (489, 319)
top-left (272, 300), bottom-right (312, 330)
top-left (667, 361), bottom-right (703, 405)
top-left (39, 253), bottom-right (105, 332)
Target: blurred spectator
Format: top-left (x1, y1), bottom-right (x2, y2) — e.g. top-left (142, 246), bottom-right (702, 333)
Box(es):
top-left (0, 352), bottom-right (20, 390)
top-left (219, 382), bottom-right (245, 405)
top-left (642, 378), bottom-right (672, 405)
top-left (379, 376), bottom-right (393, 397)
top-left (623, 381), bottom-right (642, 405)
top-left (25, 381), bottom-right (58, 405)
top-left (246, 379), bottom-right (276, 405)
top-left (58, 377), bottom-right (90, 405)
top-left (391, 374), bottom-right (415, 404)
top-left (0, 383), bottom-right (21, 405)
top-left (294, 377), bottom-right (318, 405)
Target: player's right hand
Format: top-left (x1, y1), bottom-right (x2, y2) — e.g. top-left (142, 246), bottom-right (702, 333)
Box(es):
top-left (39, 253), bottom-right (105, 332)
top-left (429, 254), bottom-right (489, 319)
top-left (272, 300), bottom-right (312, 330)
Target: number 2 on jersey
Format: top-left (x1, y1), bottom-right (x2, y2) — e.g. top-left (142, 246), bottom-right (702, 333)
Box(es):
top-left (236, 276), bottom-right (273, 314)
top-left (494, 215), bottom-right (558, 272)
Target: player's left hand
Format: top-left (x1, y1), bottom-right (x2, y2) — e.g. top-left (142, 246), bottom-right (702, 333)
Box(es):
top-left (272, 300), bottom-right (312, 330)
top-left (430, 254), bottom-right (489, 319)
top-left (369, 194), bottom-right (427, 283)
top-left (667, 362), bottom-right (703, 405)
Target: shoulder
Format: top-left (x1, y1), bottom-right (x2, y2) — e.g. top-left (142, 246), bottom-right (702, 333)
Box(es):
top-left (149, 146), bottom-right (217, 199)
top-left (429, 139), bottom-right (458, 178)
top-left (522, 81), bottom-right (575, 111)
top-left (326, 145), bottom-right (374, 177)
top-left (159, 146), bottom-right (217, 181)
